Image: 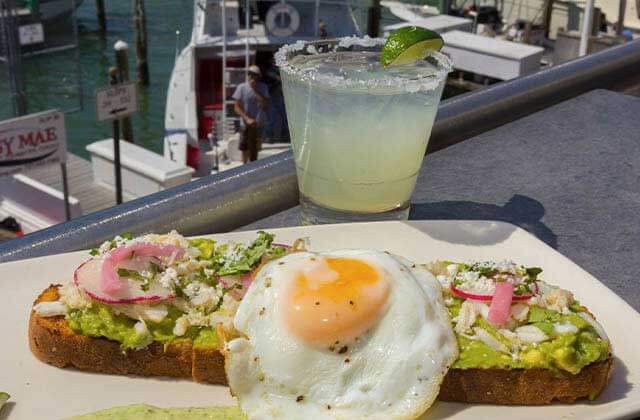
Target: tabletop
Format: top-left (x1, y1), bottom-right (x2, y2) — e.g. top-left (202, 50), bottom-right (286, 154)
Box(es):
top-left (241, 89), bottom-right (640, 312)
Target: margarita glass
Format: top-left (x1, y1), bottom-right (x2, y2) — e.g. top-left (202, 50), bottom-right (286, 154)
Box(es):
top-left (275, 37), bottom-right (452, 224)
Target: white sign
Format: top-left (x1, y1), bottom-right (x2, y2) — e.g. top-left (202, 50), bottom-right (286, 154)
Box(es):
top-left (95, 82), bottom-right (138, 122)
top-left (0, 110), bottom-right (67, 177)
top-left (19, 23), bottom-right (44, 46)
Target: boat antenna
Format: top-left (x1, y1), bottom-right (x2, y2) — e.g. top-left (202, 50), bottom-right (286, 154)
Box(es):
top-left (175, 30), bottom-right (181, 60)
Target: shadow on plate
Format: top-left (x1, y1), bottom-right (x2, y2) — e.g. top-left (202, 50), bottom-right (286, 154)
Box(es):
top-left (588, 356), bottom-right (632, 404)
top-left (0, 402), bottom-right (15, 420)
top-left (409, 194), bottom-right (558, 248)
top-left (419, 401), bottom-right (471, 419)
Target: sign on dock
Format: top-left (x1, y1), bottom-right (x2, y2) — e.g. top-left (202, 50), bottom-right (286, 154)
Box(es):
top-left (0, 110), bottom-right (67, 177)
top-left (95, 82), bottom-right (138, 122)
top-left (18, 23), bottom-right (45, 46)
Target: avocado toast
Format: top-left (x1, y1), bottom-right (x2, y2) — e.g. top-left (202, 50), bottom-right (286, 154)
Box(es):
top-left (29, 230), bottom-right (291, 384)
top-left (425, 260), bottom-right (613, 404)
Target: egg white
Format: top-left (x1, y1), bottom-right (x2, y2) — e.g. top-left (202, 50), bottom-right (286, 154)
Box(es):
top-left (225, 250), bottom-right (458, 419)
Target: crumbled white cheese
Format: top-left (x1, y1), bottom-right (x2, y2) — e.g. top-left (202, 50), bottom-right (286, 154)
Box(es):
top-left (187, 246), bottom-right (202, 258)
top-left (474, 327), bottom-right (509, 353)
top-left (455, 300), bottom-right (478, 334)
top-left (33, 301), bottom-right (67, 317)
top-left (59, 282), bottom-right (91, 310)
top-left (158, 267), bottom-right (178, 289)
top-left (190, 285), bottom-right (222, 309)
top-left (110, 303), bottom-right (169, 322)
top-left (540, 286), bottom-right (574, 314)
top-left (173, 315), bottom-right (190, 336)
top-left (436, 274), bottom-right (449, 288)
top-left (134, 320), bottom-right (149, 336)
top-left (183, 282), bottom-right (200, 298)
top-left (510, 303), bottom-right (530, 322)
top-left (173, 310), bottom-right (211, 336)
top-left (515, 325), bottom-right (549, 343)
top-left (554, 322), bottom-right (579, 335)
top-left (446, 264), bottom-right (459, 278)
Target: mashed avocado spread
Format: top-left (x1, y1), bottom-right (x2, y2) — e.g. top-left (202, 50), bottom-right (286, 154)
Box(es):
top-left (68, 404), bottom-right (246, 420)
top-left (449, 299), bottom-right (610, 374)
top-left (67, 305), bottom-right (218, 350)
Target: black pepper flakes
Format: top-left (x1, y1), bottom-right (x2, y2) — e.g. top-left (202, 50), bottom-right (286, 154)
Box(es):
top-left (296, 395), bottom-right (304, 402)
top-left (344, 358), bottom-right (350, 363)
top-left (327, 405), bottom-right (332, 410)
top-left (253, 356), bottom-right (259, 362)
top-left (315, 301), bottom-right (320, 305)
top-left (349, 300), bottom-right (354, 306)
top-left (278, 262), bottom-right (285, 265)
top-left (338, 345), bottom-right (348, 354)
top-left (259, 307), bottom-right (265, 315)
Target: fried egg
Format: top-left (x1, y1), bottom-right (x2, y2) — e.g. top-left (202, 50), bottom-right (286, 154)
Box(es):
top-left (225, 250), bottom-right (457, 419)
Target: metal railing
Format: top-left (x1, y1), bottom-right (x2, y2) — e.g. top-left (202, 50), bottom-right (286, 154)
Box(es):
top-left (1, 39), bottom-right (639, 263)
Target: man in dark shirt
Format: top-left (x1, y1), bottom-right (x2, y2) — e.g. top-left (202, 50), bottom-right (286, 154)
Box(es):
top-left (233, 65), bottom-right (269, 163)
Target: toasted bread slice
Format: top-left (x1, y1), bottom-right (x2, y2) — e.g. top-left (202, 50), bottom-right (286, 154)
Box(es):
top-left (29, 285), bottom-right (613, 404)
top-left (438, 359), bottom-right (613, 405)
top-left (28, 285), bottom-right (227, 385)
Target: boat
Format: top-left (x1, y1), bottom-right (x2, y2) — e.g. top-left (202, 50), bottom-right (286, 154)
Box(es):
top-left (163, 0), bottom-right (362, 175)
top-left (14, 0), bottom-right (84, 26)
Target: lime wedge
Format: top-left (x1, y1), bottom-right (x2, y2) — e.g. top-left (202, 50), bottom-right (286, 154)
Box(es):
top-left (0, 392), bottom-right (9, 410)
top-left (381, 26), bottom-right (444, 67)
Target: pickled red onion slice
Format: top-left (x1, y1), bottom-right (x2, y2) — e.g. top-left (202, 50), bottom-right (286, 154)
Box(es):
top-left (101, 242), bottom-right (184, 293)
top-left (218, 271), bottom-right (254, 300)
top-left (488, 282), bottom-right (514, 326)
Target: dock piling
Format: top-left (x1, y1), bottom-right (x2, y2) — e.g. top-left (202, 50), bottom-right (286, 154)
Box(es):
top-left (133, 0), bottom-right (150, 86)
top-left (114, 40), bottom-right (135, 143)
top-left (96, 0), bottom-right (106, 32)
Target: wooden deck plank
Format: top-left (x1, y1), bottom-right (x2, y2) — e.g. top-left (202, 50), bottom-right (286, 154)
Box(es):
top-left (21, 154), bottom-right (116, 215)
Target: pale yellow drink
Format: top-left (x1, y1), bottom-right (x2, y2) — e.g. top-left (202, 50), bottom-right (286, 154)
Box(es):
top-left (276, 38), bottom-right (451, 223)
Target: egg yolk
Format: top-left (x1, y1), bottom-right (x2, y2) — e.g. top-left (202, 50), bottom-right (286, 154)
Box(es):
top-left (283, 257), bottom-right (390, 347)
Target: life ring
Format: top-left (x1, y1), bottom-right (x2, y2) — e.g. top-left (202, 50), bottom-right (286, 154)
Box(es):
top-left (265, 3), bottom-right (300, 37)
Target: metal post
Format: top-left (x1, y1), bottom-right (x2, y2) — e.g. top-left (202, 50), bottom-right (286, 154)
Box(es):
top-left (616, 0), bottom-right (626, 35)
top-left (2, 0), bottom-right (27, 116)
top-left (367, 0), bottom-right (381, 38)
top-left (71, 0), bottom-right (83, 112)
top-left (96, 0), bottom-right (106, 32)
top-left (114, 40), bottom-right (134, 142)
top-left (60, 163), bottom-right (71, 220)
top-left (109, 67), bottom-right (123, 204)
top-left (221, 0), bottom-right (227, 141)
top-left (245, 0), bottom-right (249, 82)
top-left (542, 0), bottom-right (555, 38)
top-left (579, 0), bottom-right (595, 56)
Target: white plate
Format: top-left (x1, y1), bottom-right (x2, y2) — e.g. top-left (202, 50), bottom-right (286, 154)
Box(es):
top-left (2, 221), bottom-right (639, 420)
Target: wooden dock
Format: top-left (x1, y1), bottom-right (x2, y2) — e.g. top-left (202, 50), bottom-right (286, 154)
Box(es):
top-left (23, 153), bottom-right (116, 215)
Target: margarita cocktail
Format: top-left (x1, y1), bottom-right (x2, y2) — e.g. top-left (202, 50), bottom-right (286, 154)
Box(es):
top-left (276, 37), bottom-right (451, 224)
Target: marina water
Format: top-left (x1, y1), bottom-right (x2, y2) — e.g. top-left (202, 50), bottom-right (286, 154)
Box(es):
top-left (0, 0), bottom-right (192, 159)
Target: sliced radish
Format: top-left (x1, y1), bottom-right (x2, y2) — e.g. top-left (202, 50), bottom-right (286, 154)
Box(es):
top-left (450, 283), bottom-right (535, 302)
top-left (101, 243), bottom-right (184, 293)
top-left (488, 282), bottom-right (514, 326)
top-left (75, 258), bottom-right (174, 304)
top-left (218, 271), bottom-right (254, 300)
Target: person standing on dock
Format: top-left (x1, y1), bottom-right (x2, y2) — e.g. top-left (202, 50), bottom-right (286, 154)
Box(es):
top-left (233, 65), bottom-right (269, 163)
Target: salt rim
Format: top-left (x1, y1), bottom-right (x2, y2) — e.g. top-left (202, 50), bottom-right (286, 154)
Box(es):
top-left (274, 36), bottom-right (453, 93)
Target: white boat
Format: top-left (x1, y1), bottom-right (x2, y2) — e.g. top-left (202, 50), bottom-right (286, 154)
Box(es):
top-left (163, 0), bottom-right (363, 174)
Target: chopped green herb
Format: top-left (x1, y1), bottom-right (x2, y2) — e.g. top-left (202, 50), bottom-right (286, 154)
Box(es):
top-left (89, 248), bottom-right (100, 256)
top-left (121, 232), bottom-right (134, 240)
top-left (0, 392), bottom-right (9, 410)
top-left (117, 268), bottom-right (147, 282)
top-left (526, 267), bottom-right (543, 279)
